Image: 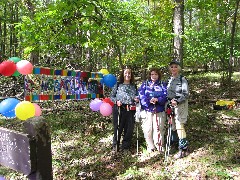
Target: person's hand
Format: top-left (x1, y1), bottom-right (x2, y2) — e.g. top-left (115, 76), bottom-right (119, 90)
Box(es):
top-left (171, 99), bottom-right (178, 106)
top-left (117, 101), bottom-right (122, 106)
top-left (150, 98), bottom-right (158, 104)
top-left (134, 98), bottom-right (139, 103)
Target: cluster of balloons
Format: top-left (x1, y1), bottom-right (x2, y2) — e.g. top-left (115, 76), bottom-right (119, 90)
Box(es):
top-left (0, 98), bottom-right (42, 120)
top-left (0, 57), bottom-right (33, 76)
top-left (89, 98), bottom-right (114, 116)
top-left (99, 68), bottom-right (117, 88)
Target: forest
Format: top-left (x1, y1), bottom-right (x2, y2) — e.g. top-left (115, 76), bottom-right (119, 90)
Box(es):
top-left (0, 0), bottom-right (240, 179)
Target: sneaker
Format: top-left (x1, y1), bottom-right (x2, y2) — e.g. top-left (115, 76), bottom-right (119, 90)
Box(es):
top-left (147, 148), bottom-right (156, 153)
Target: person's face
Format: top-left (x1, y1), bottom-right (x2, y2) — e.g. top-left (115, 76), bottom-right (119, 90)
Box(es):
top-left (124, 69), bottom-right (132, 82)
top-left (150, 71), bottom-right (159, 82)
top-left (170, 64), bottom-right (179, 76)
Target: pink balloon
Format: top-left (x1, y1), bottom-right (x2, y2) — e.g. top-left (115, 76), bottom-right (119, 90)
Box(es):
top-left (100, 102), bottom-right (112, 116)
top-left (16, 60), bottom-right (33, 75)
top-left (33, 103), bottom-right (42, 116)
top-left (90, 99), bottom-right (102, 111)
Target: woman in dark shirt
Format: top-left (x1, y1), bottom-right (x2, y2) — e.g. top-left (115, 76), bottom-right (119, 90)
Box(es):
top-left (110, 66), bottom-right (138, 155)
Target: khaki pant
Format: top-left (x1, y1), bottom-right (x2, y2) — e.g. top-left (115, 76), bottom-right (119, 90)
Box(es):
top-left (171, 100), bottom-right (188, 139)
top-left (141, 111), bottom-right (166, 151)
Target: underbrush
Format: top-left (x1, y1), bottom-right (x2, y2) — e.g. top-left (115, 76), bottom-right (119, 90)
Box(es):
top-left (0, 73), bottom-right (240, 179)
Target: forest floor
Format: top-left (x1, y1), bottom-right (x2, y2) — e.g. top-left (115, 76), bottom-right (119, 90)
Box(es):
top-left (0, 72), bottom-right (240, 180)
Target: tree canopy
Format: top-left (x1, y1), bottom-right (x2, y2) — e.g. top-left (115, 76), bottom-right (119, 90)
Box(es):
top-left (0, 0), bottom-right (239, 75)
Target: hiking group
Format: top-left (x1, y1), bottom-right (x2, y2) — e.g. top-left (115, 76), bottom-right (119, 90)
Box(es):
top-left (110, 60), bottom-right (189, 160)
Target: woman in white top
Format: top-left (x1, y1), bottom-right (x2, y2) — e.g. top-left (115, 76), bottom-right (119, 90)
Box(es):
top-left (167, 60), bottom-right (189, 159)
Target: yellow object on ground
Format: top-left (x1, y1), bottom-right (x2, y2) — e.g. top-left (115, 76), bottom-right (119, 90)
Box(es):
top-left (215, 100), bottom-right (235, 110)
top-left (216, 100), bottom-right (235, 106)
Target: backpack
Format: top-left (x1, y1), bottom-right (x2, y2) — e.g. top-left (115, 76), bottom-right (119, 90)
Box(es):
top-left (167, 75), bottom-right (187, 86)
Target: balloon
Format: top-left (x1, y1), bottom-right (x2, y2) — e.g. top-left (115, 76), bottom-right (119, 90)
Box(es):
top-left (8, 57), bottom-right (21, 76)
top-left (90, 99), bottom-right (102, 111)
top-left (12, 70), bottom-right (21, 76)
top-left (102, 98), bottom-right (114, 107)
top-left (0, 64), bottom-right (3, 74)
top-left (99, 69), bottom-right (109, 75)
top-left (0, 98), bottom-right (20, 118)
top-left (103, 74), bottom-right (117, 88)
top-left (33, 103), bottom-right (42, 116)
top-left (0, 61), bottom-right (17, 76)
top-left (100, 78), bottom-right (104, 85)
top-left (15, 101), bottom-right (35, 120)
top-left (9, 57), bottom-right (21, 63)
top-left (100, 102), bottom-right (112, 116)
top-left (16, 60), bottom-right (33, 75)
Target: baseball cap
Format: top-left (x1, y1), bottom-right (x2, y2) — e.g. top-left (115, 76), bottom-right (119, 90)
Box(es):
top-left (169, 60), bottom-right (180, 66)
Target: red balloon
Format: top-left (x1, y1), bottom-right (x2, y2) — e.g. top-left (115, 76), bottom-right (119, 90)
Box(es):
top-left (0, 61), bottom-right (17, 76)
top-left (102, 98), bottom-right (114, 107)
top-left (0, 63), bottom-right (3, 74)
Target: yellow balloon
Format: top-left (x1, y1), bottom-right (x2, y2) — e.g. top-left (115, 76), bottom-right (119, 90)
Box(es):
top-left (15, 101), bottom-right (35, 120)
top-left (99, 69), bottom-right (109, 75)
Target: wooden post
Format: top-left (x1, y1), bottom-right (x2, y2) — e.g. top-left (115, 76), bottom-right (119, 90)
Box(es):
top-left (24, 116), bottom-right (53, 180)
top-left (0, 128), bottom-right (36, 175)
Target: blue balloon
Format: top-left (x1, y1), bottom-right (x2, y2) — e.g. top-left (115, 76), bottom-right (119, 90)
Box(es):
top-left (100, 78), bottom-right (104, 85)
top-left (0, 98), bottom-right (20, 118)
top-left (103, 74), bottom-right (117, 88)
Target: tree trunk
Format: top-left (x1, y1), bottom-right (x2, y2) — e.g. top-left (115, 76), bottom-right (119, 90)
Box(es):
top-left (173, 0), bottom-right (184, 66)
top-left (23, 0), bottom-right (39, 65)
top-left (3, 4), bottom-right (7, 58)
top-left (141, 48), bottom-right (149, 81)
top-left (228, 0), bottom-right (239, 99)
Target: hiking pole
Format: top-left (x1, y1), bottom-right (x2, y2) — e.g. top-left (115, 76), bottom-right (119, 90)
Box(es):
top-left (116, 106), bottom-right (120, 152)
top-left (154, 104), bottom-right (161, 152)
top-left (165, 104), bottom-right (173, 163)
top-left (136, 121), bottom-right (139, 155)
top-left (164, 117), bottom-right (172, 163)
top-left (135, 102), bottom-right (141, 155)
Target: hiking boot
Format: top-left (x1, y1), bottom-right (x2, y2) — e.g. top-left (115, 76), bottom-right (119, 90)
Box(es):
top-left (174, 148), bottom-right (189, 159)
top-left (110, 145), bottom-right (120, 155)
top-left (122, 149), bottom-right (132, 156)
top-left (174, 149), bottom-right (184, 159)
top-left (183, 147), bottom-right (190, 157)
top-left (170, 141), bottom-right (179, 151)
top-left (110, 148), bottom-right (117, 156)
top-left (159, 146), bottom-right (165, 152)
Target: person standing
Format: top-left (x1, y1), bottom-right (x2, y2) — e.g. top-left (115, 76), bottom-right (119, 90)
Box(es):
top-left (110, 66), bottom-right (139, 154)
top-left (167, 60), bottom-right (189, 159)
top-left (138, 68), bottom-right (167, 153)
